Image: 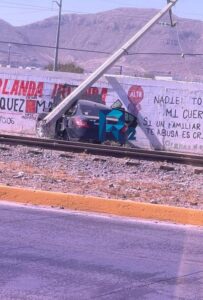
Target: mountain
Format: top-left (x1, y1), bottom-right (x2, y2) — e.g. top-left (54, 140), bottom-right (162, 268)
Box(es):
top-left (0, 8), bottom-right (203, 80)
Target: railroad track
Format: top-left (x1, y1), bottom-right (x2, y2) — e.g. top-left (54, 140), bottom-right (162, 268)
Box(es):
top-left (0, 134), bottom-right (202, 167)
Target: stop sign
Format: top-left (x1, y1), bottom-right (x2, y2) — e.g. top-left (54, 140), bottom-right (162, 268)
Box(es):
top-left (128, 85), bottom-right (144, 104)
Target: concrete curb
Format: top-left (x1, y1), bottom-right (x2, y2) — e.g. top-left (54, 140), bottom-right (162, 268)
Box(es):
top-left (0, 185), bottom-right (202, 226)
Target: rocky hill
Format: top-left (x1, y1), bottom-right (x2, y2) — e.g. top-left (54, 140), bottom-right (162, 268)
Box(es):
top-left (0, 8), bottom-right (203, 80)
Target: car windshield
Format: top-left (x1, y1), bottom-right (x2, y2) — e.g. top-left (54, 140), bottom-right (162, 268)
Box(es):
top-left (80, 103), bottom-right (110, 116)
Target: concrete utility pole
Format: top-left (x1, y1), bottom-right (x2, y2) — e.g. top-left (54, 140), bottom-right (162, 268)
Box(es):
top-left (53, 0), bottom-right (62, 71)
top-left (7, 43), bottom-right (11, 66)
top-left (43, 0), bottom-right (178, 130)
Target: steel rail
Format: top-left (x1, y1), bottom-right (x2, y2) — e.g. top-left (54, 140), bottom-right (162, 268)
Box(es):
top-left (0, 134), bottom-right (202, 167)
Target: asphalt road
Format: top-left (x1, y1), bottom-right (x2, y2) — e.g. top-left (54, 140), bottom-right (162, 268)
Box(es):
top-left (0, 203), bottom-right (202, 300)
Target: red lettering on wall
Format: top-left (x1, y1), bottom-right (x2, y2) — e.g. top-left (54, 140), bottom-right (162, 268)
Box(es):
top-left (19, 81), bottom-right (29, 96)
top-left (85, 87), bottom-right (99, 96)
top-left (91, 87), bottom-right (99, 95)
top-left (27, 81), bottom-right (36, 97)
top-left (51, 84), bottom-right (70, 99)
top-left (63, 86), bottom-right (71, 98)
top-left (10, 80), bottom-right (20, 95)
top-left (101, 88), bottom-right (108, 103)
top-left (2, 79), bottom-right (9, 95)
top-left (35, 82), bottom-right (44, 97)
top-left (51, 84), bottom-right (58, 99)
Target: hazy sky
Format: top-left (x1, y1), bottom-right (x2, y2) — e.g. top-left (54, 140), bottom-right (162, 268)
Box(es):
top-left (0, 0), bottom-right (203, 26)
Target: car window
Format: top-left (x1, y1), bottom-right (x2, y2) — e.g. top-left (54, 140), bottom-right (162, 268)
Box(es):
top-left (65, 104), bottom-right (77, 116)
top-left (80, 104), bottom-right (110, 116)
top-left (113, 109), bottom-right (137, 126)
top-left (125, 112), bottom-right (137, 127)
top-left (124, 112), bottom-right (135, 123)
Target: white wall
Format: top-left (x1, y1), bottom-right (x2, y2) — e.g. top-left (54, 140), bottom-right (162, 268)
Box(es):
top-left (0, 68), bottom-right (106, 135)
top-left (0, 67), bottom-right (202, 154)
top-left (105, 75), bottom-right (203, 154)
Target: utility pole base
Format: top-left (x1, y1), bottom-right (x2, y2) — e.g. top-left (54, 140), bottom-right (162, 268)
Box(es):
top-left (36, 120), bottom-right (56, 139)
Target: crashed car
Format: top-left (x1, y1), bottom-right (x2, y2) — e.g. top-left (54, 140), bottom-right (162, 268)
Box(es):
top-left (37, 99), bottom-right (137, 144)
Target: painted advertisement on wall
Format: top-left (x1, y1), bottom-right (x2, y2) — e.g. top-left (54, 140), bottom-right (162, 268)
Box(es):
top-left (0, 70), bottom-right (108, 135)
top-left (105, 75), bottom-right (203, 154)
top-left (0, 68), bottom-right (202, 154)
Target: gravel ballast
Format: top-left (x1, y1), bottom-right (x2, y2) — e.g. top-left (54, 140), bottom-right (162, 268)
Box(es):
top-left (0, 144), bottom-right (202, 210)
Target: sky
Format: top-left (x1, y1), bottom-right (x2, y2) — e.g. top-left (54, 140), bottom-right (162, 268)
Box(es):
top-left (0, 0), bottom-right (203, 26)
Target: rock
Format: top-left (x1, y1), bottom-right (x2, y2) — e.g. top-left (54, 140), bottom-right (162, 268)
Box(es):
top-left (27, 150), bottom-right (42, 156)
top-left (0, 147), bottom-right (10, 151)
top-left (160, 165), bottom-right (175, 172)
top-left (13, 172), bottom-right (25, 179)
top-left (59, 154), bottom-right (73, 159)
top-left (150, 200), bottom-right (159, 204)
top-left (194, 168), bottom-right (203, 175)
top-left (133, 193), bottom-right (140, 197)
top-left (125, 161), bottom-right (141, 167)
top-left (93, 157), bottom-right (107, 162)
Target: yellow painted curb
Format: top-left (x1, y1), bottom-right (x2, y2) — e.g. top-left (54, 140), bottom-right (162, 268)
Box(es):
top-left (0, 185), bottom-right (202, 226)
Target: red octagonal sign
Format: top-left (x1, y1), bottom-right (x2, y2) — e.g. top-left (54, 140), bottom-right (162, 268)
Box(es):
top-left (128, 85), bottom-right (144, 105)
